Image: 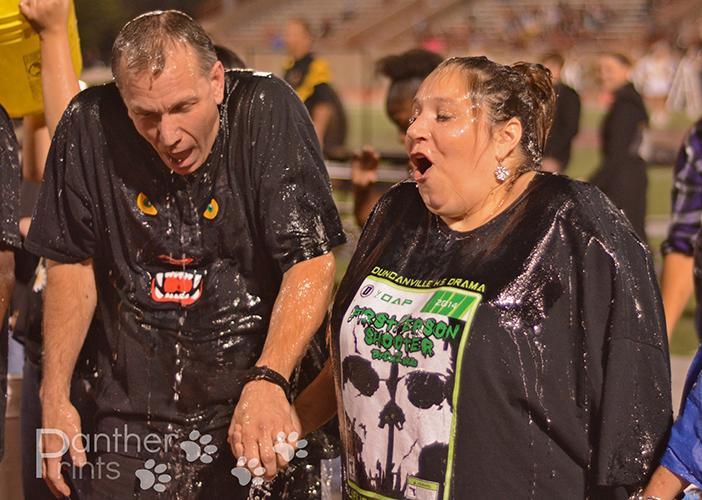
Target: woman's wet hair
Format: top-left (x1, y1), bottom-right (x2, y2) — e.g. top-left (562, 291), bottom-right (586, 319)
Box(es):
top-left (435, 56), bottom-right (556, 171)
top-left (111, 10), bottom-right (217, 86)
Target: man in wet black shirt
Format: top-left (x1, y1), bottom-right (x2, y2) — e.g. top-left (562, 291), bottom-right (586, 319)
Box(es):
top-left (0, 105), bottom-right (21, 462)
top-left (26, 10), bottom-right (345, 498)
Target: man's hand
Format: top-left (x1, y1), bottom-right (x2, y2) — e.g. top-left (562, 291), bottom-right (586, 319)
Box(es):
top-left (229, 380), bottom-right (301, 479)
top-left (39, 396), bottom-right (86, 498)
top-left (19, 0), bottom-right (70, 37)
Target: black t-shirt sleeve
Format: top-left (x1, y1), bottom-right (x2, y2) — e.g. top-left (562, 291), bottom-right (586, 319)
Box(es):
top-left (250, 77), bottom-right (346, 273)
top-left (305, 82), bottom-right (336, 110)
top-left (0, 107), bottom-right (22, 250)
top-left (578, 199), bottom-right (671, 487)
top-left (25, 99), bottom-right (96, 263)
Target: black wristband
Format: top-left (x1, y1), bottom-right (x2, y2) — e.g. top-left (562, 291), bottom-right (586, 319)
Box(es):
top-left (243, 365), bottom-right (292, 402)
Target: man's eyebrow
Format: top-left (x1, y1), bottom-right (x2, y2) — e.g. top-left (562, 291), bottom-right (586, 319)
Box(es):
top-left (132, 105), bottom-right (156, 115)
top-left (131, 97), bottom-right (198, 115)
top-left (168, 97), bottom-right (198, 112)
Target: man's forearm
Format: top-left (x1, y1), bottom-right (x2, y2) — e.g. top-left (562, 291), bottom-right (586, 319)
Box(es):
top-left (661, 252), bottom-right (695, 339)
top-left (255, 252), bottom-right (336, 379)
top-left (0, 250), bottom-right (15, 323)
top-left (40, 259), bottom-right (96, 401)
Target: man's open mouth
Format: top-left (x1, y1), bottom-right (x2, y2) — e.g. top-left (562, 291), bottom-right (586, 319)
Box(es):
top-left (164, 149), bottom-right (192, 167)
top-left (411, 153), bottom-right (433, 174)
top-left (150, 270), bottom-right (204, 306)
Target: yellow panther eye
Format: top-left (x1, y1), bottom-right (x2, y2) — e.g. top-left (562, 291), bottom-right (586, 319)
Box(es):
top-left (203, 198), bottom-right (219, 220)
top-left (137, 192), bottom-right (158, 216)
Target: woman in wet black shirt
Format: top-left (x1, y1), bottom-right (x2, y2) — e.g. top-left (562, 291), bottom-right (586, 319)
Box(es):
top-left (291, 56), bottom-right (672, 499)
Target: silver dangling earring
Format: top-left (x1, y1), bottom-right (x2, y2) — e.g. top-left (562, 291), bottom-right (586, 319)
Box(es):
top-left (495, 162), bottom-right (509, 183)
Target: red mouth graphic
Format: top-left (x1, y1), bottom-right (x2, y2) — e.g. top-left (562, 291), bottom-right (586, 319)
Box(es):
top-left (150, 270), bottom-right (204, 306)
top-left (158, 255), bottom-right (195, 266)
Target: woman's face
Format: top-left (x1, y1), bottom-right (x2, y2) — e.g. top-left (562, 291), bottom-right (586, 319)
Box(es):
top-left (405, 68), bottom-right (498, 224)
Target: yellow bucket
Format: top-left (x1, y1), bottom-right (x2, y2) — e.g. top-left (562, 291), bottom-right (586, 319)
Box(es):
top-left (0, 0), bottom-right (82, 118)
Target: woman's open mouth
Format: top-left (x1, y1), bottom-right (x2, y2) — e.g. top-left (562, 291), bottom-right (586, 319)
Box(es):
top-left (411, 153), bottom-right (433, 177)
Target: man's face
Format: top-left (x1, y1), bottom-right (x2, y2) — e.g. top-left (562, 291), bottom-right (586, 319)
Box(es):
top-left (119, 44), bottom-right (225, 176)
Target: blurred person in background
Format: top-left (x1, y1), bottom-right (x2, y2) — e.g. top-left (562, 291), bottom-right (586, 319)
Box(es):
top-left (352, 48), bottom-right (443, 227)
top-left (283, 18), bottom-right (347, 157)
top-left (643, 123), bottom-right (702, 496)
top-left (541, 51), bottom-right (581, 173)
top-left (668, 41), bottom-right (702, 120)
top-left (0, 105), bottom-right (21, 464)
top-left (633, 39), bottom-right (677, 128)
top-left (13, 0), bottom-right (84, 497)
top-left (591, 53), bottom-right (650, 243)
top-left (660, 117), bottom-right (702, 342)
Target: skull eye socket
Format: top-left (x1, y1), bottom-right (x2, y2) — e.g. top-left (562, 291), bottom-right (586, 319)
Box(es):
top-left (203, 198), bottom-right (219, 220)
top-left (137, 192), bottom-right (158, 216)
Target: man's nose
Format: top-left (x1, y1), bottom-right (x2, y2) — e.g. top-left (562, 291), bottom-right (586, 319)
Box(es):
top-left (158, 114), bottom-right (181, 148)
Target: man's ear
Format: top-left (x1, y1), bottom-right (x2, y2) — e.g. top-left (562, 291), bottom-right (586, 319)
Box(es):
top-left (493, 117), bottom-right (523, 161)
top-left (211, 61), bottom-right (225, 105)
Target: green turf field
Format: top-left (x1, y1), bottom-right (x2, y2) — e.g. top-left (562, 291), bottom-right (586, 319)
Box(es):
top-left (336, 105), bottom-right (698, 355)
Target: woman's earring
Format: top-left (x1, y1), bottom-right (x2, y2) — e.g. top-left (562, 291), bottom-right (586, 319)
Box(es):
top-left (495, 162), bottom-right (509, 182)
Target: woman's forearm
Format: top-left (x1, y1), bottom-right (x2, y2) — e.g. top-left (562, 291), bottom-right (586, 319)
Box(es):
top-left (642, 466), bottom-right (689, 499)
top-left (294, 359), bottom-right (338, 436)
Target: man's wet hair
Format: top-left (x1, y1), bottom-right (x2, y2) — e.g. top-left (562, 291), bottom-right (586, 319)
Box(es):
top-left (111, 10), bottom-right (217, 86)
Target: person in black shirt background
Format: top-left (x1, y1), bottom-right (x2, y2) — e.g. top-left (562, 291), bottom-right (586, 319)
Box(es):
top-left (26, 10), bottom-right (345, 499)
top-left (591, 52), bottom-right (650, 243)
top-left (283, 17), bottom-right (348, 157)
top-left (351, 48), bottom-right (444, 228)
top-left (0, 105), bottom-right (21, 463)
top-left (541, 51), bottom-right (581, 173)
